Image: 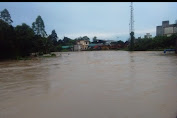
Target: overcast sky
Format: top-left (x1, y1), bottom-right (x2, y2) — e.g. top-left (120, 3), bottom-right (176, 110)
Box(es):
top-left (0, 2), bottom-right (177, 41)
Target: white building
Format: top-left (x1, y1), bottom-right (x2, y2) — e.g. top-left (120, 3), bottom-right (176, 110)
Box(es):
top-left (164, 24), bottom-right (177, 37)
top-left (74, 40), bottom-right (89, 51)
top-left (74, 45), bottom-right (81, 51)
top-left (144, 33), bottom-right (152, 38)
top-left (156, 20), bottom-right (177, 37)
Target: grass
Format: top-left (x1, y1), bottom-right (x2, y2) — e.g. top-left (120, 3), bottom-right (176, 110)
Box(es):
top-left (16, 56), bottom-right (31, 60)
top-left (42, 53), bottom-right (56, 57)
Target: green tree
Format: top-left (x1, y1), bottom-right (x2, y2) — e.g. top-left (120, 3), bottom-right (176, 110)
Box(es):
top-left (63, 36), bottom-right (73, 45)
top-left (133, 34), bottom-right (177, 51)
top-left (82, 36), bottom-right (90, 41)
top-left (32, 35), bottom-right (44, 54)
top-left (0, 9), bottom-right (13, 25)
top-left (117, 40), bottom-right (124, 45)
top-left (32, 15), bottom-right (47, 37)
top-left (15, 23), bottom-right (35, 56)
top-left (48, 30), bottom-right (58, 46)
top-left (93, 36), bottom-right (97, 42)
top-left (42, 37), bottom-right (52, 54)
top-left (0, 19), bottom-right (15, 59)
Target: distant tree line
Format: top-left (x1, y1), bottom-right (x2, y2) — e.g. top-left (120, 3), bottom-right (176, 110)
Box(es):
top-left (133, 35), bottom-right (177, 51)
top-left (0, 8), bottom-right (90, 59)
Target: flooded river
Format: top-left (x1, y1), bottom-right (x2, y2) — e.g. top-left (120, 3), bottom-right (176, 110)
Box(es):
top-left (0, 51), bottom-right (177, 118)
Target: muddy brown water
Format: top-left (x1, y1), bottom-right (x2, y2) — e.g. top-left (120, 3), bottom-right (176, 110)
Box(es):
top-left (0, 51), bottom-right (177, 118)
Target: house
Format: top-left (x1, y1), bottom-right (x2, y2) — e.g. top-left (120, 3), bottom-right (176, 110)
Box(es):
top-left (92, 39), bottom-right (116, 45)
top-left (100, 45), bottom-right (110, 50)
top-left (93, 45), bottom-right (101, 50)
top-left (73, 45), bottom-right (81, 51)
top-left (75, 40), bottom-right (90, 50)
top-left (110, 44), bottom-right (122, 50)
top-left (88, 43), bottom-right (102, 50)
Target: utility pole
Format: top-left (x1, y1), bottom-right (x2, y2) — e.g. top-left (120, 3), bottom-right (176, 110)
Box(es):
top-left (129, 2), bottom-right (135, 51)
top-left (175, 20), bottom-right (177, 54)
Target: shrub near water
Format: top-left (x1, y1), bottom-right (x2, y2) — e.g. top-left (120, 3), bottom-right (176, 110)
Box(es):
top-left (42, 53), bottom-right (56, 57)
top-left (51, 53), bottom-right (56, 57)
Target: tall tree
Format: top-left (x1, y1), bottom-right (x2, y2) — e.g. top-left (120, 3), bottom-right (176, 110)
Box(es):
top-left (0, 19), bottom-right (15, 59)
top-left (48, 30), bottom-right (58, 46)
top-left (63, 36), bottom-right (71, 45)
top-left (0, 9), bottom-right (13, 25)
top-left (93, 36), bottom-right (97, 42)
top-left (117, 40), bottom-right (124, 45)
top-left (15, 23), bottom-right (35, 56)
top-left (82, 36), bottom-right (90, 41)
top-left (32, 15), bottom-right (47, 37)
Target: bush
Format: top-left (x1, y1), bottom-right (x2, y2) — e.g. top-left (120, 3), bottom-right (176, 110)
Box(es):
top-left (51, 53), bottom-right (56, 57)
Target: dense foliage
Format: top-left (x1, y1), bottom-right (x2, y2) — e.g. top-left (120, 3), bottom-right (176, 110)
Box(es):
top-left (133, 35), bottom-right (177, 51)
top-left (0, 9), bottom-right (58, 59)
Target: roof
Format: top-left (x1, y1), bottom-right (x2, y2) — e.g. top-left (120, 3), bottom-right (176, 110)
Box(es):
top-left (88, 44), bottom-right (97, 47)
top-left (157, 24), bottom-right (177, 28)
top-left (93, 45), bottom-right (101, 49)
top-left (62, 46), bottom-right (73, 49)
top-left (166, 24), bottom-right (177, 27)
top-left (88, 43), bottom-right (102, 47)
top-left (77, 40), bottom-right (89, 42)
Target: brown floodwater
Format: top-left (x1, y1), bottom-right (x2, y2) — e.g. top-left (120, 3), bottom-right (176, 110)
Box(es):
top-left (0, 51), bottom-right (177, 118)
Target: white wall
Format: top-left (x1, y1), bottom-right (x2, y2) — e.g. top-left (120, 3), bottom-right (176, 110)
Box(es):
top-left (174, 27), bottom-right (177, 33)
top-left (164, 27), bottom-right (174, 35)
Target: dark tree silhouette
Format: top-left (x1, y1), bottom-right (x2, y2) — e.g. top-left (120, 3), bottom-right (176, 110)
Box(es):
top-left (0, 9), bottom-right (13, 25)
top-left (32, 15), bottom-right (47, 37)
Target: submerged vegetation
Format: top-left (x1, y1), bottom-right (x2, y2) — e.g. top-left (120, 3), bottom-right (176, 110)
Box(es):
top-left (42, 53), bottom-right (56, 57)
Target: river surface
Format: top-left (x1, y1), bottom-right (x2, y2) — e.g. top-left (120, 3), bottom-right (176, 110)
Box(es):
top-left (0, 51), bottom-right (177, 118)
